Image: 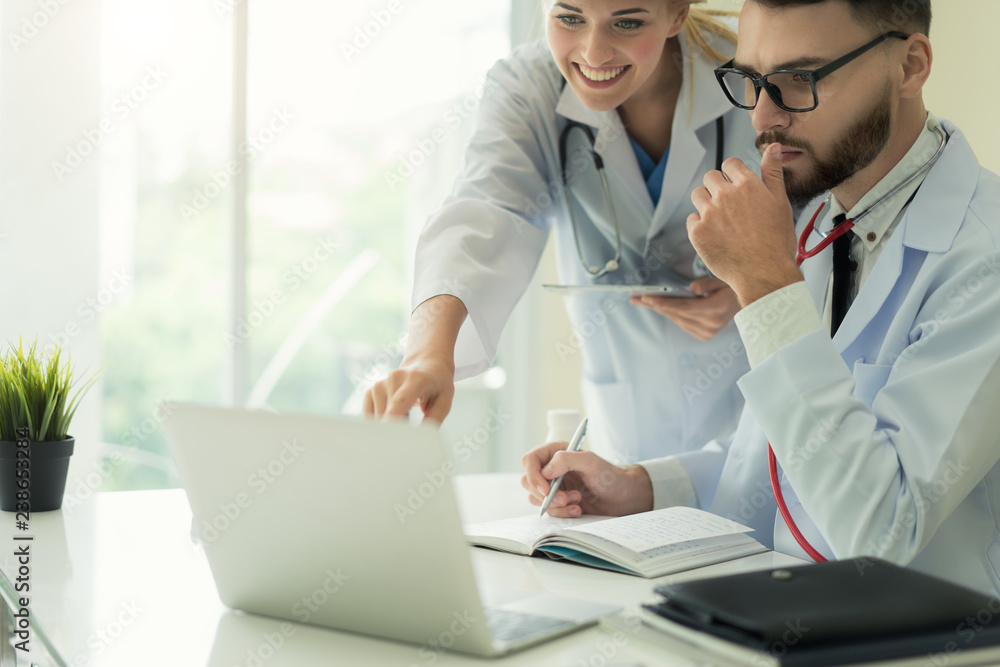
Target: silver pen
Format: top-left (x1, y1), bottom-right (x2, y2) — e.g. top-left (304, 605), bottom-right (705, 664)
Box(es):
top-left (538, 418), bottom-right (588, 517)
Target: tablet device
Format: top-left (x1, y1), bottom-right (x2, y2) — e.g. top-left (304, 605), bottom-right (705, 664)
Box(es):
top-left (542, 283), bottom-right (701, 299)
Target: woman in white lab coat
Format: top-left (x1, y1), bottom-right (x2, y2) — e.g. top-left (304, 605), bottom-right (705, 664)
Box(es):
top-left (365, 1), bottom-right (760, 463)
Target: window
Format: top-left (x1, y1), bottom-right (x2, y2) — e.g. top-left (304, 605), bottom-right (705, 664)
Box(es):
top-left (94, 0), bottom-right (516, 490)
top-left (97, 0), bottom-right (233, 490)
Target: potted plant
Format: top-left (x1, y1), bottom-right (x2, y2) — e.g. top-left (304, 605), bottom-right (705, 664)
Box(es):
top-left (0, 339), bottom-right (101, 512)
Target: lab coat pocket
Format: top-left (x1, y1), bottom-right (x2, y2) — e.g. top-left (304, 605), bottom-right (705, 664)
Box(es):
top-left (851, 359), bottom-right (893, 408)
top-left (580, 376), bottom-right (639, 465)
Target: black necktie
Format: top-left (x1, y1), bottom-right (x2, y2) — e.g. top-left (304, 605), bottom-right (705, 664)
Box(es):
top-left (830, 213), bottom-right (853, 336)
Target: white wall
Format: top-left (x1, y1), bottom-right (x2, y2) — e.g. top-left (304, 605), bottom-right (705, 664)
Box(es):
top-left (1, 1), bottom-right (102, 481)
top-left (538, 0), bottom-right (1000, 422)
top-left (922, 0), bottom-right (1000, 174)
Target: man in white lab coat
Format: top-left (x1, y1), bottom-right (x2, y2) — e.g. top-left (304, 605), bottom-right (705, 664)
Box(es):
top-left (522, 0), bottom-right (1000, 595)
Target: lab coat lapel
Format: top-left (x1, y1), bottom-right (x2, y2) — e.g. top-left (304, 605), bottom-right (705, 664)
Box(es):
top-left (651, 112), bottom-right (704, 239)
top-left (648, 29), bottom-right (734, 242)
top-left (555, 86), bottom-right (651, 256)
top-left (597, 110), bottom-right (653, 217)
top-left (595, 110), bottom-right (658, 253)
top-left (832, 233), bottom-right (903, 351)
top-left (832, 120), bottom-right (976, 352)
top-left (800, 207), bottom-right (835, 314)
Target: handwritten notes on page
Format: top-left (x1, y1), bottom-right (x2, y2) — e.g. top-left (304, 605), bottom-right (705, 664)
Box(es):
top-left (567, 507), bottom-right (753, 553)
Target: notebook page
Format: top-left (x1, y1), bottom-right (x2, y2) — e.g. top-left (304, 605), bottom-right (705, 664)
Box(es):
top-left (464, 514), bottom-right (610, 550)
top-left (565, 507), bottom-right (753, 553)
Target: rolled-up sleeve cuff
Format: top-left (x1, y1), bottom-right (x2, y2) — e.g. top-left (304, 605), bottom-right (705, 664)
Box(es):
top-left (639, 457), bottom-right (698, 510)
top-left (734, 281), bottom-right (823, 368)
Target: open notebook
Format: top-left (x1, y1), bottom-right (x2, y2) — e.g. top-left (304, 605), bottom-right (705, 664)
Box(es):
top-left (464, 507), bottom-right (766, 578)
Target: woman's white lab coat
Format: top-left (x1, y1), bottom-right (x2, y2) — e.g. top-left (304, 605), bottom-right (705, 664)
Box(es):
top-left (413, 28), bottom-right (761, 462)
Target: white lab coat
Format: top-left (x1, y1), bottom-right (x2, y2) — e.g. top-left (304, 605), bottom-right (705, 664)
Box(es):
top-left (672, 120), bottom-right (1000, 595)
top-left (413, 28), bottom-right (760, 462)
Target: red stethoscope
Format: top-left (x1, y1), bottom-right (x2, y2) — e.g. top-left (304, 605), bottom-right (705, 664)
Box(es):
top-left (765, 126), bottom-right (948, 562)
top-left (768, 199), bottom-right (854, 563)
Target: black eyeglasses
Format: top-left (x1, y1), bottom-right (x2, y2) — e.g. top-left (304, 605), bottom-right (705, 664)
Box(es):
top-left (715, 31), bottom-right (910, 112)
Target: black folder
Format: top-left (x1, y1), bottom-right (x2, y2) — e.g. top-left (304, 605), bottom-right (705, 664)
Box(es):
top-left (641, 558), bottom-right (1000, 667)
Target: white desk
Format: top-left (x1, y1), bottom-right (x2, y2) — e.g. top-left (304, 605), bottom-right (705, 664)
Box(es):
top-left (0, 474), bottom-right (805, 666)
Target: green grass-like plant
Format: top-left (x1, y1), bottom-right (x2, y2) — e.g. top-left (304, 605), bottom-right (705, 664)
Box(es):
top-left (0, 339), bottom-right (102, 442)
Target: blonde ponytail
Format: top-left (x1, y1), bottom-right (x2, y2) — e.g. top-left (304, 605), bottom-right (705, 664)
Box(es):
top-left (680, 6), bottom-right (738, 119)
top-left (683, 7), bottom-right (738, 65)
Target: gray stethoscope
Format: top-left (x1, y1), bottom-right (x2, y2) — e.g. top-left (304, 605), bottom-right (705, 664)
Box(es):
top-left (558, 117), bottom-right (725, 278)
top-left (801, 123), bottom-right (948, 248)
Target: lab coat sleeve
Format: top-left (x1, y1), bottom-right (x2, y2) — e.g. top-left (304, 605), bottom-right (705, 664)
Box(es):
top-left (640, 437), bottom-right (731, 510)
top-left (739, 239), bottom-right (1000, 564)
top-left (735, 281), bottom-right (823, 368)
top-left (412, 49), bottom-right (557, 380)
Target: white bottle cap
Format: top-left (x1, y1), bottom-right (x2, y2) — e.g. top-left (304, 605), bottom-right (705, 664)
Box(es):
top-left (546, 409), bottom-right (582, 443)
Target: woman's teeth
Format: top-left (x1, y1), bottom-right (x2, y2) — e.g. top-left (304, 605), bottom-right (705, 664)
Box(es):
top-left (578, 64), bottom-right (626, 82)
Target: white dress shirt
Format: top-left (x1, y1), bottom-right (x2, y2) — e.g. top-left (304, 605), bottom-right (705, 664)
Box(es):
top-left (737, 113), bottom-right (945, 368)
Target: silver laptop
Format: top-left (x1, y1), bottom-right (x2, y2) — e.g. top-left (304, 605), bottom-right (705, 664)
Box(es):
top-left (163, 402), bottom-right (619, 657)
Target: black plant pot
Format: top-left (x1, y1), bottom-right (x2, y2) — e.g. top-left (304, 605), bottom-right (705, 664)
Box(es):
top-left (0, 437), bottom-right (74, 512)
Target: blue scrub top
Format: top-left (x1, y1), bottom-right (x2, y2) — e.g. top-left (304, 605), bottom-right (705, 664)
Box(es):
top-left (629, 136), bottom-right (670, 207)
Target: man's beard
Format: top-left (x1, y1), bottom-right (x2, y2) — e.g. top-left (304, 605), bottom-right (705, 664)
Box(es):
top-left (755, 83), bottom-right (893, 207)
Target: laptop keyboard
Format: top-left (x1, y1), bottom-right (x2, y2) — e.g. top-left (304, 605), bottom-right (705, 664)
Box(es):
top-left (485, 608), bottom-right (573, 644)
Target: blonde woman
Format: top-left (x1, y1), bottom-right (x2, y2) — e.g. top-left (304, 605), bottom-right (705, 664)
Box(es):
top-left (367, 1), bottom-right (758, 473)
